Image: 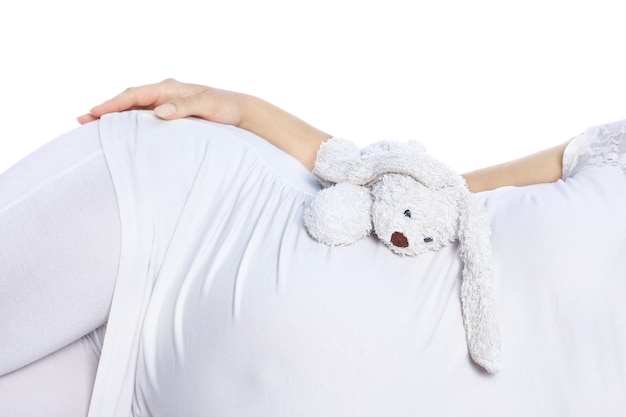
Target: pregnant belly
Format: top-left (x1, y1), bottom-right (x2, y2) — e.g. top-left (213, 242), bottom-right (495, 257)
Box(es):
top-left (133, 243), bottom-right (468, 417)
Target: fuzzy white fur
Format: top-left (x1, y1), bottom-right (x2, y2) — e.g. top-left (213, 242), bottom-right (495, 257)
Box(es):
top-left (304, 137), bottom-right (501, 373)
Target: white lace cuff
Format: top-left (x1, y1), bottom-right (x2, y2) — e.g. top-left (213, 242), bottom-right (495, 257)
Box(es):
top-left (562, 118), bottom-right (626, 179)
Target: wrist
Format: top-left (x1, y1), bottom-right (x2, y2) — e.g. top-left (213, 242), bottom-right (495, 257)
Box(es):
top-left (235, 93), bottom-right (331, 171)
top-left (237, 93), bottom-right (264, 131)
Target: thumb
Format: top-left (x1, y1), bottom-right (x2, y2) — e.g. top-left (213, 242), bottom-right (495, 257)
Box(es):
top-left (154, 93), bottom-right (215, 120)
top-left (154, 102), bottom-right (179, 119)
top-left (153, 88), bottom-right (242, 125)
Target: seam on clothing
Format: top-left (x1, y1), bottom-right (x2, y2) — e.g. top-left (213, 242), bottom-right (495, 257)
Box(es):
top-left (0, 150), bottom-right (104, 215)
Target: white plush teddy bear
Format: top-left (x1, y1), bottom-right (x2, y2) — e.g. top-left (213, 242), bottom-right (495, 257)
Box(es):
top-left (304, 137), bottom-right (501, 373)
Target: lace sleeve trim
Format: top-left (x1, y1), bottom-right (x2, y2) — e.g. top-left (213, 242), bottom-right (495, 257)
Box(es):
top-left (562, 118), bottom-right (626, 179)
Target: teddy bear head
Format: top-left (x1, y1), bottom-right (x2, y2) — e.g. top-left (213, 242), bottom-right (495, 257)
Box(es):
top-left (304, 137), bottom-right (502, 373)
top-left (371, 173), bottom-right (463, 256)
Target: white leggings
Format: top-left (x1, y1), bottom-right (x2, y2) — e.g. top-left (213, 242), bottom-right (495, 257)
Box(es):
top-left (0, 121), bottom-right (120, 416)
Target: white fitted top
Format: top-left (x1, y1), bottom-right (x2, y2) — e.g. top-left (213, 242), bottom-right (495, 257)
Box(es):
top-left (89, 111), bottom-right (626, 417)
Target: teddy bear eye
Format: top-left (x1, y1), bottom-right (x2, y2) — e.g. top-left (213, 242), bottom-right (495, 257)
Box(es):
top-left (423, 237), bottom-right (433, 243)
top-left (404, 209), bottom-right (411, 218)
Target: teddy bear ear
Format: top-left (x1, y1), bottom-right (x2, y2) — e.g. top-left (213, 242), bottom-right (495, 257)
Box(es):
top-left (313, 137), bottom-right (462, 190)
top-left (361, 139), bottom-right (426, 156)
top-left (313, 138), bottom-right (362, 185)
top-left (457, 194), bottom-right (502, 373)
top-left (304, 183), bottom-right (373, 246)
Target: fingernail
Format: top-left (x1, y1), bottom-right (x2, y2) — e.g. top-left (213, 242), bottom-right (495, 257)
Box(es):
top-left (155, 103), bottom-right (176, 118)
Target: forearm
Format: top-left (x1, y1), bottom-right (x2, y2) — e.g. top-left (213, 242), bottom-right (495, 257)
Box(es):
top-left (239, 92), bottom-right (570, 189)
top-left (239, 95), bottom-right (332, 171)
top-left (462, 141), bottom-right (569, 193)
top-left (239, 94), bottom-right (569, 189)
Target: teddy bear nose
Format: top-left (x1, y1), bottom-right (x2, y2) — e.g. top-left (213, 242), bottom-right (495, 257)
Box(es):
top-left (391, 231), bottom-right (409, 248)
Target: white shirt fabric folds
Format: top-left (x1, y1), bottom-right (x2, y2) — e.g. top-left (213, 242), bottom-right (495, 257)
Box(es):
top-left (89, 111), bottom-right (626, 417)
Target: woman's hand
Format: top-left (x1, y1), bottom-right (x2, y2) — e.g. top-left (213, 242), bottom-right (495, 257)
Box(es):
top-left (78, 78), bottom-right (331, 170)
top-left (77, 78), bottom-right (247, 126)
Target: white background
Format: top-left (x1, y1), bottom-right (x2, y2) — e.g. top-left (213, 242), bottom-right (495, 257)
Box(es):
top-left (1, 0), bottom-right (625, 174)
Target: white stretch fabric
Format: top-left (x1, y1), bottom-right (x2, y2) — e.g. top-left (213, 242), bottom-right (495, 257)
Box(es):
top-left (85, 111), bottom-right (626, 417)
top-left (0, 121), bottom-right (119, 416)
top-left (2, 112), bottom-right (626, 416)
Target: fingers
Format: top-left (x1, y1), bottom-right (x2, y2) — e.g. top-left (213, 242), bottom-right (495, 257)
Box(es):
top-left (78, 78), bottom-right (203, 123)
top-left (76, 113), bottom-right (98, 124)
top-left (77, 79), bottom-right (244, 127)
top-left (88, 81), bottom-right (165, 117)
